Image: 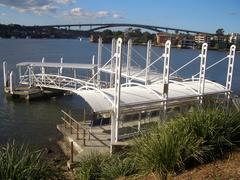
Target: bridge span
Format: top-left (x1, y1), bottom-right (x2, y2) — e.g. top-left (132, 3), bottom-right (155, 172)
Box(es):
top-left (37, 23), bottom-right (213, 35)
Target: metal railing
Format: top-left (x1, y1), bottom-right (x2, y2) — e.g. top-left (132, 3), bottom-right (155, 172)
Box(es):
top-left (61, 110), bottom-right (110, 148)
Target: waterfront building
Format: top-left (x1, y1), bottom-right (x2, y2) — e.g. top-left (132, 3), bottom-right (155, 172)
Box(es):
top-left (156, 32), bottom-right (176, 46)
top-left (194, 33), bottom-right (210, 44)
top-left (229, 33), bottom-right (240, 46)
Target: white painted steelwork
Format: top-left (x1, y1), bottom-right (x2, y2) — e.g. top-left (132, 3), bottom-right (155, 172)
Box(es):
top-left (110, 38), bottom-right (116, 88)
top-left (3, 61), bottom-right (7, 88)
top-left (145, 40), bottom-right (151, 85)
top-left (112, 38), bottom-right (123, 144)
top-left (97, 37), bottom-right (103, 87)
top-left (198, 43), bottom-right (208, 104)
top-left (126, 39), bottom-right (132, 85)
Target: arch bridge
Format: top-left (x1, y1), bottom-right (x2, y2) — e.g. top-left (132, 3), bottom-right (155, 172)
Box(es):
top-left (38, 23), bottom-right (213, 35)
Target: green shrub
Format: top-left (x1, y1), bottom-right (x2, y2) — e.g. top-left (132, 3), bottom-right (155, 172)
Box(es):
top-left (101, 155), bottom-right (136, 179)
top-left (130, 107), bottom-right (240, 178)
top-left (185, 108), bottom-right (240, 159)
top-left (76, 152), bottom-right (110, 180)
top-left (0, 141), bottom-right (55, 180)
top-left (131, 119), bottom-right (205, 179)
top-left (75, 152), bottom-right (136, 180)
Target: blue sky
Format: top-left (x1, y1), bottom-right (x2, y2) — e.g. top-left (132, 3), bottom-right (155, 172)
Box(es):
top-left (0, 0), bottom-right (239, 33)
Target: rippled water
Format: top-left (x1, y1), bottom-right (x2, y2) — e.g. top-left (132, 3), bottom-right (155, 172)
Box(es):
top-left (0, 38), bottom-right (239, 148)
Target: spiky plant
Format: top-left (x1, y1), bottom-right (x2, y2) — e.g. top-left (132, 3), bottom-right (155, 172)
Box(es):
top-left (0, 141), bottom-right (55, 180)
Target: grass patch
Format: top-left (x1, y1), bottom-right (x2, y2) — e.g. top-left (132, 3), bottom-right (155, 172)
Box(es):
top-left (0, 141), bottom-right (57, 180)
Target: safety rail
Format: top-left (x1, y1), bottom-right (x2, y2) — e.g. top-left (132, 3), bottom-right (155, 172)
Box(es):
top-left (19, 73), bottom-right (110, 90)
top-left (61, 110), bottom-right (110, 148)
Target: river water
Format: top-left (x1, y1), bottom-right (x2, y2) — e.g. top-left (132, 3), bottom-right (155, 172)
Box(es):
top-left (0, 38), bottom-right (239, 148)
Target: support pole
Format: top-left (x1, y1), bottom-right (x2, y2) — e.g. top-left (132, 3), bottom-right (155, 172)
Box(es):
top-left (60, 57), bottom-right (63, 75)
top-left (92, 55), bottom-right (97, 86)
top-left (162, 40), bottom-right (171, 118)
top-left (29, 66), bottom-right (32, 88)
top-left (3, 61), bottom-right (7, 88)
top-left (126, 39), bottom-right (132, 85)
top-left (9, 71), bottom-right (13, 94)
top-left (41, 57), bottom-right (45, 83)
top-left (70, 141), bottom-right (74, 163)
top-left (73, 69), bottom-right (77, 89)
top-left (225, 45), bottom-right (236, 105)
top-left (110, 38), bottom-right (116, 88)
top-left (18, 66), bottom-right (22, 82)
top-left (145, 40), bottom-right (152, 85)
top-left (198, 43), bottom-right (208, 105)
top-left (138, 112), bottom-right (141, 132)
top-left (110, 38), bottom-right (123, 153)
top-left (97, 37), bottom-right (103, 88)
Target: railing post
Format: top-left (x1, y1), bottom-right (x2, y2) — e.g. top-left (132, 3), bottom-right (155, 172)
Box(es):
top-left (69, 111), bottom-right (72, 134)
top-left (138, 112), bottom-right (141, 132)
top-left (83, 127), bottom-right (86, 146)
top-left (3, 61), bottom-right (7, 89)
top-left (77, 123), bottom-right (79, 140)
top-left (70, 141), bottom-right (74, 163)
top-left (64, 112), bottom-right (67, 128)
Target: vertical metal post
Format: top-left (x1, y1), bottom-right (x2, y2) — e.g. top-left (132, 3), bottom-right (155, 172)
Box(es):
top-left (111, 38), bottom-right (123, 153)
top-left (162, 40), bottom-right (171, 118)
top-left (3, 61), bottom-right (7, 88)
top-left (69, 111), bottom-right (72, 134)
top-left (126, 39), bottom-right (132, 85)
top-left (77, 124), bottom-right (80, 140)
top-left (70, 141), bottom-right (74, 163)
top-left (198, 43), bottom-right (208, 105)
top-left (41, 57), bottom-right (45, 83)
top-left (145, 40), bottom-right (152, 85)
top-left (92, 55), bottom-right (97, 86)
top-left (110, 38), bottom-right (116, 88)
top-left (18, 66), bottom-right (21, 82)
top-left (97, 37), bottom-right (102, 88)
top-left (9, 71), bottom-right (13, 94)
top-left (60, 57), bottom-right (63, 75)
top-left (29, 66), bottom-right (32, 88)
top-left (138, 112), bottom-right (141, 132)
top-left (83, 127), bottom-right (86, 146)
top-left (225, 45), bottom-right (236, 107)
top-left (83, 108), bottom-right (86, 146)
top-left (73, 69), bottom-right (77, 89)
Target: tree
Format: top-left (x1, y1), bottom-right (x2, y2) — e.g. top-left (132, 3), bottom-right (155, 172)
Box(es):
top-left (216, 28), bottom-right (224, 36)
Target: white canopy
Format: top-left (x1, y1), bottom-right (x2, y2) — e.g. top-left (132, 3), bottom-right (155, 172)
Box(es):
top-left (73, 80), bottom-right (228, 113)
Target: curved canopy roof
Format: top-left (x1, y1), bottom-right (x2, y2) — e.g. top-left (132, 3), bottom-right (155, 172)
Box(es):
top-left (73, 80), bottom-right (228, 113)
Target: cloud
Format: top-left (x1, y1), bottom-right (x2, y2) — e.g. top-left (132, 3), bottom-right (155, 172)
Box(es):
top-left (0, 0), bottom-right (73, 15)
top-left (112, 13), bottom-right (123, 19)
top-left (69, 8), bottom-right (109, 18)
top-left (67, 7), bottom-right (123, 19)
